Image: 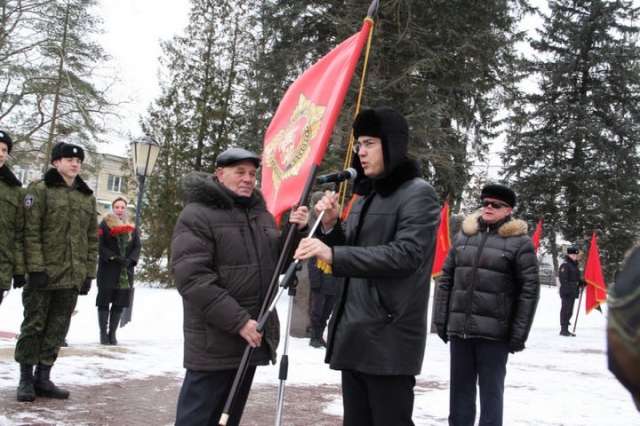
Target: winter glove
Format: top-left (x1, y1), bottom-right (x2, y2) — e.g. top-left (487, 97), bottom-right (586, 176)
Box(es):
top-left (115, 256), bottom-right (133, 268)
top-left (79, 278), bottom-right (92, 295)
top-left (12, 275), bottom-right (26, 289)
top-left (437, 327), bottom-right (449, 344)
top-left (28, 272), bottom-right (48, 289)
top-left (508, 339), bottom-right (525, 354)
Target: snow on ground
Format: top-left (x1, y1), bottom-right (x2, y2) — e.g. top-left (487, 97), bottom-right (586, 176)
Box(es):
top-left (0, 283), bottom-right (637, 425)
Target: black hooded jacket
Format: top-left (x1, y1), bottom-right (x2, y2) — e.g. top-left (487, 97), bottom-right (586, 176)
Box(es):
top-left (321, 107), bottom-right (440, 376)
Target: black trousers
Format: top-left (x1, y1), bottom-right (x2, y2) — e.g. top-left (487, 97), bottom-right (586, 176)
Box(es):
top-left (560, 296), bottom-right (576, 326)
top-left (175, 366), bottom-right (256, 426)
top-left (341, 370), bottom-right (416, 426)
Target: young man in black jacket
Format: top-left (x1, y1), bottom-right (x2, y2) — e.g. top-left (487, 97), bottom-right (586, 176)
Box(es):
top-left (295, 107), bottom-right (440, 425)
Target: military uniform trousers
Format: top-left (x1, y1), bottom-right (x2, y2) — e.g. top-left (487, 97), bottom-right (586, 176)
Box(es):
top-left (14, 288), bottom-right (78, 366)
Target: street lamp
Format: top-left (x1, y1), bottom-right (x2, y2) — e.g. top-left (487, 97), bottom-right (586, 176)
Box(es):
top-left (121, 135), bottom-right (160, 328)
top-left (130, 134), bottom-right (161, 229)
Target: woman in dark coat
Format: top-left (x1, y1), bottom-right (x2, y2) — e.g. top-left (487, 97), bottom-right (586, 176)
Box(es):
top-left (96, 197), bottom-right (141, 345)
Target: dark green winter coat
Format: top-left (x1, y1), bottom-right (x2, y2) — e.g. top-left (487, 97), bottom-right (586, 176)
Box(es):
top-left (0, 165), bottom-right (24, 291)
top-left (23, 168), bottom-right (98, 290)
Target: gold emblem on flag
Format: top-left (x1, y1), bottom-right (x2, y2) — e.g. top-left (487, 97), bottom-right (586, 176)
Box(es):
top-left (265, 93), bottom-right (326, 190)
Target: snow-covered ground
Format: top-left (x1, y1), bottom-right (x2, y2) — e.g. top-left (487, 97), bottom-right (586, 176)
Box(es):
top-left (0, 282), bottom-right (636, 425)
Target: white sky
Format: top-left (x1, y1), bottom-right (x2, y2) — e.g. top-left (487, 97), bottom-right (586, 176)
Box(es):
top-left (0, 282), bottom-right (637, 425)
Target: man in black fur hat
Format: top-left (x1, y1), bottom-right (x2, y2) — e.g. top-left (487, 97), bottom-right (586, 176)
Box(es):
top-left (16, 142), bottom-right (97, 402)
top-left (434, 183), bottom-right (540, 426)
top-left (295, 107), bottom-right (440, 425)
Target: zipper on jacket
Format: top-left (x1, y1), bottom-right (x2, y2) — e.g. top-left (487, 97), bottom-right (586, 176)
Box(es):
top-left (463, 226), bottom-right (491, 338)
top-left (243, 209), bottom-right (266, 301)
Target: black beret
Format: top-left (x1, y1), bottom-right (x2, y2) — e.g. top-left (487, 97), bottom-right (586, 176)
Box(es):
top-left (51, 142), bottom-right (84, 164)
top-left (215, 148), bottom-right (261, 168)
top-left (567, 247), bottom-right (579, 254)
top-left (480, 184), bottom-right (516, 208)
top-left (0, 130), bottom-right (13, 154)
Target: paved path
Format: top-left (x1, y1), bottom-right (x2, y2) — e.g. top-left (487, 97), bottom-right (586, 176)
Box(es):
top-left (0, 376), bottom-right (343, 425)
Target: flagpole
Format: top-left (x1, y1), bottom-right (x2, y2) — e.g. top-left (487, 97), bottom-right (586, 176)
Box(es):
top-left (572, 285), bottom-right (584, 335)
top-left (218, 165), bottom-right (318, 426)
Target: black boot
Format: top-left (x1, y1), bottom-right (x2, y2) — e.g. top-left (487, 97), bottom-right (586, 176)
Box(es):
top-left (309, 327), bottom-right (326, 348)
top-left (98, 310), bottom-right (110, 345)
top-left (560, 325), bottom-right (576, 337)
top-left (17, 364), bottom-right (36, 402)
top-left (34, 364), bottom-right (70, 399)
top-left (108, 310), bottom-right (122, 345)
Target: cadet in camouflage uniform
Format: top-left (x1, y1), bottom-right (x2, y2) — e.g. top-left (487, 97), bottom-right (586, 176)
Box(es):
top-left (0, 130), bottom-right (25, 306)
top-left (15, 142), bottom-right (98, 402)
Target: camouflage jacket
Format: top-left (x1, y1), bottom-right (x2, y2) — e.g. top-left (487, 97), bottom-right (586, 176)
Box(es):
top-left (24, 168), bottom-right (98, 290)
top-left (0, 165), bottom-right (24, 291)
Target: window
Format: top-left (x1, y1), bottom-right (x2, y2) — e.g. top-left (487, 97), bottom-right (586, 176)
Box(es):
top-left (107, 174), bottom-right (125, 193)
top-left (15, 168), bottom-right (29, 186)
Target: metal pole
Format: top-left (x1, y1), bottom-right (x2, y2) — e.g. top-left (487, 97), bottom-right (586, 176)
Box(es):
top-left (120, 174), bottom-right (145, 328)
top-left (135, 175), bottom-right (145, 230)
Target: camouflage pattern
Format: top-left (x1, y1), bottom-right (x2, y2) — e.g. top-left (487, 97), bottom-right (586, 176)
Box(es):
top-left (608, 246), bottom-right (640, 411)
top-left (14, 288), bottom-right (78, 365)
top-left (23, 168), bottom-right (98, 290)
top-left (0, 165), bottom-right (24, 291)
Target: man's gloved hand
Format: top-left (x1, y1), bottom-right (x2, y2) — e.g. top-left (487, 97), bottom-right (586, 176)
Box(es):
top-left (13, 275), bottom-right (26, 289)
top-left (28, 272), bottom-right (48, 289)
top-left (115, 256), bottom-right (133, 268)
top-left (437, 327), bottom-right (449, 344)
top-left (508, 339), bottom-right (525, 354)
top-left (79, 278), bottom-right (92, 295)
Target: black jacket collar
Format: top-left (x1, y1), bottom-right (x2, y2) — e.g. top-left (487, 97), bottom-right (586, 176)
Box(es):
top-left (44, 168), bottom-right (93, 195)
top-left (0, 165), bottom-right (22, 187)
top-left (354, 158), bottom-right (422, 198)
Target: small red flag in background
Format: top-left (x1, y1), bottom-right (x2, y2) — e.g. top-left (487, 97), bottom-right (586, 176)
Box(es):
top-left (261, 20), bottom-right (373, 225)
top-left (431, 201), bottom-right (451, 278)
top-left (585, 231), bottom-right (607, 314)
top-left (531, 217), bottom-right (542, 254)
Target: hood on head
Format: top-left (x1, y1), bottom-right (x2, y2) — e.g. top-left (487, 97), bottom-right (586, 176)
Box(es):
top-left (352, 107), bottom-right (409, 179)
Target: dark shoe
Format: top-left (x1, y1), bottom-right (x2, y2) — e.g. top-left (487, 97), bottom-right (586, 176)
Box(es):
top-left (108, 310), bottom-right (122, 345)
top-left (17, 364), bottom-right (36, 402)
top-left (98, 310), bottom-right (110, 345)
top-left (61, 340), bottom-right (68, 347)
top-left (309, 327), bottom-right (326, 348)
top-left (34, 364), bottom-right (70, 399)
top-left (560, 326), bottom-right (576, 337)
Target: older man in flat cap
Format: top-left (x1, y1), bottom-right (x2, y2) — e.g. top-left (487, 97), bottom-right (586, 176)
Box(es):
top-left (434, 183), bottom-right (540, 426)
top-left (171, 147), bottom-right (308, 426)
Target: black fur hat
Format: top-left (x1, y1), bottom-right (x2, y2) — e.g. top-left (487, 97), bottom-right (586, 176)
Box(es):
top-left (480, 184), bottom-right (516, 208)
top-left (51, 142), bottom-right (85, 164)
top-left (0, 130), bottom-right (13, 154)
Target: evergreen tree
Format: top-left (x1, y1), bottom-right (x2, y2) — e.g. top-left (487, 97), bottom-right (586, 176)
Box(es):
top-left (503, 0), bottom-right (640, 279)
top-left (1, 0), bottom-right (115, 171)
top-left (253, 0), bottom-right (530, 210)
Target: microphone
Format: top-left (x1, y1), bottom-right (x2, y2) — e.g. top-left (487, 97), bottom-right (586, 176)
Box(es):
top-left (315, 168), bottom-right (357, 184)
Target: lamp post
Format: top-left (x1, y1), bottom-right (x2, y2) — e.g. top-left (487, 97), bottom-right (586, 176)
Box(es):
top-left (130, 134), bottom-right (161, 230)
top-left (121, 135), bottom-right (160, 328)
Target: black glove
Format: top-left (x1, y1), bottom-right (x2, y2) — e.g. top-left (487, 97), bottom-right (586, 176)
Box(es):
top-left (13, 275), bottom-right (26, 289)
top-left (508, 339), bottom-right (525, 354)
top-left (28, 272), bottom-right (48, 289)
top-left (79, 278), bottom-right (92, 295)
top-left (115, 256), bottom-right (133, 268)
top-left (437, 328), bottom-right (449, 344)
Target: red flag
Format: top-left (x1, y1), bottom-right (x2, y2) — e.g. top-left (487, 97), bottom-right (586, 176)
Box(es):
top-left (584, 231), bottom-right (607, 314)
top-left (261, 20), bottom-right (373, 224)
top-left (431, 201), bottom-right (451, 278)
top-left (531, 217), bottom-right (542, 254)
